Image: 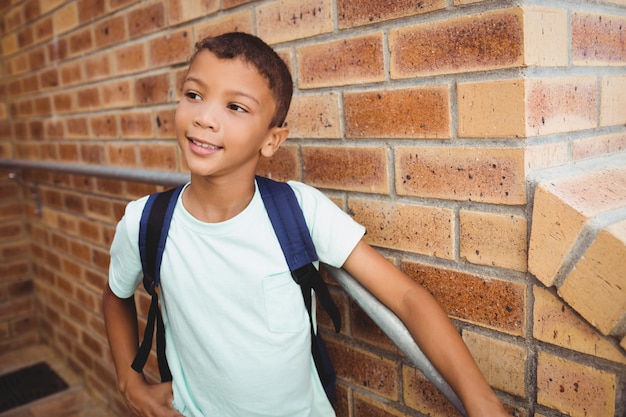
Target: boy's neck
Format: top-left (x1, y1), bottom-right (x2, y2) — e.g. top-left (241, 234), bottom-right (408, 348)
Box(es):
top-left (182, 173), bottom-right (257, 223)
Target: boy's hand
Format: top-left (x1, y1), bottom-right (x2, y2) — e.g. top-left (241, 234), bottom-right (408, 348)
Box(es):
top-left (121, 373), bottom-right (183, 417)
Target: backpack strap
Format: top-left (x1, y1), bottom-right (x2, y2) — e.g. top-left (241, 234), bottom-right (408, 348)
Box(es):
top-left (256, 176), bottom-right (341, 401)
top-left (131, 184), bottom-right (184, 382)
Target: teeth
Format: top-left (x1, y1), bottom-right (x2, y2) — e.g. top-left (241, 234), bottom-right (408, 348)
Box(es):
top-left (191, 139), bottom-right (220, 149)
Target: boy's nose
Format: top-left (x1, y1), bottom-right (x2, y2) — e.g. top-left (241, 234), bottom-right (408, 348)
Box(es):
top-left (193, 105), bottom-right (220, 131)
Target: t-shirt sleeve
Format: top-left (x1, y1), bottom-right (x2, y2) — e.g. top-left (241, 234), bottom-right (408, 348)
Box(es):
top-left (288, 181), bottom-right (366, 268)
top-left (108, 197), bottom-right (147, 298)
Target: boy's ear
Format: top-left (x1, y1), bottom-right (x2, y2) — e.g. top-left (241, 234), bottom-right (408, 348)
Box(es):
top-left (260, 125), bottom-right (289, 158)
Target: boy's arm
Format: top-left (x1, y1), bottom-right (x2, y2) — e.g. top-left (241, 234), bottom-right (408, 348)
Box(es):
top-left (102, 283), bottom-right (182, 417)
top-left (342, 240), bottom-right (509, 417)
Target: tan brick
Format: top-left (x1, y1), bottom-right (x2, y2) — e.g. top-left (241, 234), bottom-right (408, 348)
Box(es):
top-left (60, 61), bottom-right (83, 86)
top-left (528, 166), bottom-right (626, 286)
top-left (349, 198), bottom-right (453, 259)
top-left (302, 146), bottom-right (388, 193)
top-left (526, 77), bottom-right (597, 136)
top-left (114, 43), bottom-right (147, 75)
top-left (402, 262), bottom-right (526, 335)
top-left (559, 219), bottom-right (626, 336)
top-left (285, 93), bottom-right (341, 139)
top-left (525, 142), bottom-right (569, 170)
top-left (2, 33), bottom-right (18, 56)
top-left (128, 1), bottom-right (166, 39)
top-left (523, 7), bottom-right (568, 67)
top-left (338, 0), bottom-right (444, 29)
top-left (345, 86), bottom-right (450, 139)
top-left (537, 351), bottom-right (616, 417)
top-left (149, 28), bottom-right (193, 68)
top-left (353, 392), bottom-right (406, 417)
top-left (256, 0), bottom-right (333, 44)
top-left (402, 365), bottom-right (461, 417)
top-left (83, 53), bottom-right (111, 82)
top-left (94, 15), bottom-right (127, 48)
top-left (533, 286), bottom-right (626, 365)
top-left (168, 0), bottom-right (219, 24)
top-left (462, 331), bottom-right (526, 396)
top-left (52, 3), bottom-right (79, 35)
top-left (600, 75), bottom-right (626, 127)
top-left (297, 34), bottom-right (384, 89)
top-left (195, 10), bottom-right (254, 40)
top-left (223, 0), bottom-right (254, 8)
top-left (458, 78), bottom-right (526, 138)
top-left (390, 8), bottom-right (523, 79)
top-left (573, 133), bottom-right (626, 161)
top-left (572, 12), bottom-right (626, 66)
top-left (395, 146), bottom-right (526, 205)
top-left (460, 210), bottom-right (527, 271)
top-left (326, 338), bottom-right (398, 399)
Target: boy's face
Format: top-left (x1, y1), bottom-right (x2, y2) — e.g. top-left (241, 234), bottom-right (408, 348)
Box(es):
top-left (175, 50), bottom-right (287, 180)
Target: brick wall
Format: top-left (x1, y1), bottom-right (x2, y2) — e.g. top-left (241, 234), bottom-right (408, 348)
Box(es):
top-left (1, 1), bottom-right (625, 416)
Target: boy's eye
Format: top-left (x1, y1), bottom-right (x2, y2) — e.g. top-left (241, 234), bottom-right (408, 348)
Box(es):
top-left (227, 103), bottom-right (248, 113)
top-left (185, 91), bottom-right (202, 101)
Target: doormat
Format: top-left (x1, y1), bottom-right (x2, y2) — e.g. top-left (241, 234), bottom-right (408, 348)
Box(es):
top-left (0, 362), bottom-right (69, 412)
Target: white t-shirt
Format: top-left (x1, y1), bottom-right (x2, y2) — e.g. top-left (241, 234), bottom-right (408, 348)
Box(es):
top-left (108, 180), bottom-right (365, 417)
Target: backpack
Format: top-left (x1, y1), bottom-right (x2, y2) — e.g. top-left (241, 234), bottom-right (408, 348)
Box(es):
top-left (130, 176), bottom-right (341, 402)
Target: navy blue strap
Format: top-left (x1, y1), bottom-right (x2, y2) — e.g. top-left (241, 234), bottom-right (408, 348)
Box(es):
top-left (133, 184), bottom-right (184, 382)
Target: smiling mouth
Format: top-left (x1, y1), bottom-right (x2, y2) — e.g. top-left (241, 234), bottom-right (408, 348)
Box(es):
top-left (189, 137), bottom-right (222, 150)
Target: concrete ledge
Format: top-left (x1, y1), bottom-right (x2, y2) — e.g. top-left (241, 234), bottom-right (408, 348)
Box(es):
top-left (528, 153), bottom-right (626, 346)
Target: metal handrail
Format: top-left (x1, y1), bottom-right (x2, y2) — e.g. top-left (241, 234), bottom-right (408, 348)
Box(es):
top-left (1, 158), bottom-right (466, 415)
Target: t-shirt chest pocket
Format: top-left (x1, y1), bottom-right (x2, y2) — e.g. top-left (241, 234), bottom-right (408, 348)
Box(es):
top-left (262, 273), bottom-right (307, 333)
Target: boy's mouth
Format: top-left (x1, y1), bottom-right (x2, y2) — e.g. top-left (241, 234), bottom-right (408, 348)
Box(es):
top-left (188, 137), bottom-right (222, 150)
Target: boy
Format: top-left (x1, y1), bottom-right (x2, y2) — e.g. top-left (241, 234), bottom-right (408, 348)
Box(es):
top-left (103, 32), bottom-right (509, 417)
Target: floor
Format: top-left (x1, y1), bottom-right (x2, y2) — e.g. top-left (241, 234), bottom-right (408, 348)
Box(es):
top-left (0, 345), bottom-right (117, 417)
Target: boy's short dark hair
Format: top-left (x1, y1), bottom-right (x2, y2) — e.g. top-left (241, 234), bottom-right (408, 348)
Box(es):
top-left (192, 32), bottom-right (293, 128)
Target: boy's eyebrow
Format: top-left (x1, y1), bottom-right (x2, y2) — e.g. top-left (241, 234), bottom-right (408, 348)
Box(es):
top-left (183, 76), bottom-right (261, 105)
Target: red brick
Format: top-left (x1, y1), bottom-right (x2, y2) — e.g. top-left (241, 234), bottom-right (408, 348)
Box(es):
top-left (149, 29), bottom-right (193, 68)
top-left (402, 261), bottom-right (526, 335)
top-left (338, 0), bottom-right (444, 28)
top-left (327, 338), bottom-right (399, 399)
top-left (138, 143), bottom-right (177, 170)
top-left (134, 73), bottom-right (171, 105)
top-left (403, 366), bottom-right (460, 417)
top-left (128, 1), bottom-right (165, 38)
top-left (60, 62), bottom-right (83, 86)
top-left (91, 114), bottom-right (118, 139)
top-left (256, 145), bottom-right (299, 182)
top-left (302, 146), bottom-right (388, 193)
top-left (68, 27), bottom-right (94, 56)
top-left (77, 0), bottom-right (106, 23)
top-left (107, 143), bottom-right (137, 167)
top-left (40, 68), bottom-right (59, 89)
top-left (297, 34), bottom-right (385, 89)
top-left (344, 86), bottom-right (450, 139)
top-left (77, 87), bottom-right (100, 110)
top-left (155, 108), bottom-right (176, 139)
top-left (101, 80), bottom-right (131, 109)
top-left (94, 15), bottom-right (127, 48)
top-left (34, 18), bottom-right (53, 43)
top-left (572, 12), bottom-right (626, 65)
top-left (120, 111), bottom-right (153, 138)
top-left (390, 8), bottom-right (523, 78)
